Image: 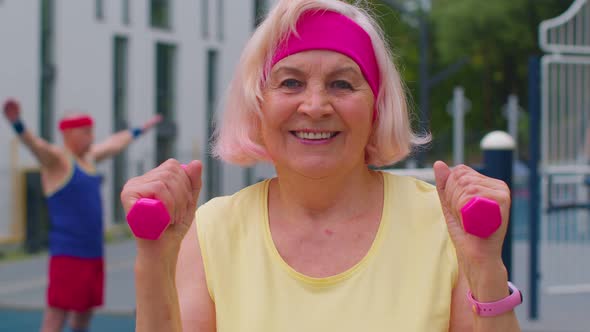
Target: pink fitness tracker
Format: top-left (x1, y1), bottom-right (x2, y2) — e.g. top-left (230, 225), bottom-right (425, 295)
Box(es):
top-left (467, 281), bottom-right (523, 317)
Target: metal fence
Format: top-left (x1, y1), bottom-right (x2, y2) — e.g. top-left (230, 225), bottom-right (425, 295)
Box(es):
top-left (531, 0), bottom-right (590, 320)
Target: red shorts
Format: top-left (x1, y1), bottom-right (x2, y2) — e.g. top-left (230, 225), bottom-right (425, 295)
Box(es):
top-left (47, 256), bottom-right (104, 312)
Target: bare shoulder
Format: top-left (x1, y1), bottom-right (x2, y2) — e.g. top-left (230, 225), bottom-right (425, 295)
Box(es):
top-left (42, 144), bottom-right (68, 167)
top-left (39, 147), bottom-right (71, 189)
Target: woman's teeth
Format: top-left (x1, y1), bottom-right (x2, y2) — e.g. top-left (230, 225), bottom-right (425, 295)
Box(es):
top-left (294, 131), bottom-right (334, 140)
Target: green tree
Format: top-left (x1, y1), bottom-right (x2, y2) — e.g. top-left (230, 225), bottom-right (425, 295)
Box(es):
top-left (429, 0), bottom-right (571, 163)
top-left (372, 0), bottom-right (573, 164)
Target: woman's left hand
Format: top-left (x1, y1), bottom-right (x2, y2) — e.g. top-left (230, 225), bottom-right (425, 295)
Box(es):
top-left (433, 161), bottom-right (511, 290)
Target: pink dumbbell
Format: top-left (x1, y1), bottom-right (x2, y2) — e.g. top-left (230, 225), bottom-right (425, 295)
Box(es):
top-left (126, 164), bottom-right (187, 240)
top-left (126, 198), bottom-right (171, 240)
top-left (461, 196), bottom-right (502, 238)
top-left (127, 176), bottom-right (501, 240)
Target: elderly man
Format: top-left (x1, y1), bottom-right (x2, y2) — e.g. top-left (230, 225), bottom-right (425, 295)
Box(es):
top-left (3, 98), bottom-right (161, 332)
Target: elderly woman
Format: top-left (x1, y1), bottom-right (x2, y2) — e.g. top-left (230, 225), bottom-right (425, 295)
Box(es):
top-left (121, 0), bottom-right (522, 331)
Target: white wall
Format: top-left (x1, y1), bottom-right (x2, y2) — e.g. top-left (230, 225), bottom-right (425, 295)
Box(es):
top-left (219, 0), bottom-right (259, 195)
top-left (0, 1), bottom-right (41, 240)
top-left (0, 0), bottom-right (261, 241)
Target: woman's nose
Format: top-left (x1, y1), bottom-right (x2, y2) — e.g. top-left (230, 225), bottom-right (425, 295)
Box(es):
top-left (297, 84), bottom-right (333, 118)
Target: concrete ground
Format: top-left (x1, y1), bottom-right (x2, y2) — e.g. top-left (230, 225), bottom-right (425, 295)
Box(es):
top-left (0, 240), bottom-right (588, 332)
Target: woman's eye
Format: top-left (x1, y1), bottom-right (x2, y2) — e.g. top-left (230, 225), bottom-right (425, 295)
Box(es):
top-left (280, 79), bottom-right (302, 89)
top-left (331, 80), bottom-right (353, 90)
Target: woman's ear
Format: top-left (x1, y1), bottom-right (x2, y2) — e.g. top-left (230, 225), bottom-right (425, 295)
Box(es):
top-left (256, 95), bottom-right (264, 113)
top-left (251, 107), bottom-right (266, 149)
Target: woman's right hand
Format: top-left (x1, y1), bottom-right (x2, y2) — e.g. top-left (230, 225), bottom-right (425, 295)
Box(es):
top-left (3, 99), bottom-right (21, 123)
top-left (121, 159), bottom-right (203, 260)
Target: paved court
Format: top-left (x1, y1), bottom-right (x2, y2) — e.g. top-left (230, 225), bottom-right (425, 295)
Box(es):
top-left (1, 240), bottom-right (588, 331)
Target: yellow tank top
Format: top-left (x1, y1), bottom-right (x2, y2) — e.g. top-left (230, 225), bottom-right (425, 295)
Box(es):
top-left (196, 172), bottom-right (458, 332)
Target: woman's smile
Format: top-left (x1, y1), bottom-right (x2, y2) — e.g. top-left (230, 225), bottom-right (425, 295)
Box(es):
top-left (291, 130), bottom-right (341, 144)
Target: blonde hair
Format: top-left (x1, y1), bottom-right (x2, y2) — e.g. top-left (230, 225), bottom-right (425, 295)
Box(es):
top-left (213, 0), bottom-right (429, 167)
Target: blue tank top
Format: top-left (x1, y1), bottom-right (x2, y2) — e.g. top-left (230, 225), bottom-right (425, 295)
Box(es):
top-left (46, 161), bottom-right (104, 258)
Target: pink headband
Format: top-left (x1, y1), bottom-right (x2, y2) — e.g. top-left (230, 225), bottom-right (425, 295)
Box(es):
top-left (59, 115), bottom-right (94, 131)
top-left (271, 10), bottom-right (380, 100)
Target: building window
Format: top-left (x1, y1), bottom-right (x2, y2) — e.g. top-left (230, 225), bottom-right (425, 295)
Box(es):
top-left (113, 36), bottom-right (129, 223)
top-left (254, 0), bottom-right (267, 28)
top-left (201, 0), bottom-right (209, 39)
top-left (122, 0), bottom-right (130, 25)
top-left (155, 43), bottom-right (177, 165)
top-left (217, 0), bottom-right (224, 41)
top-left (206, 49), bottom-right (221, 199)
top-left (151, 0), bottom-right (171, 29)
top-left (95, 0), bottom-right (104, 20)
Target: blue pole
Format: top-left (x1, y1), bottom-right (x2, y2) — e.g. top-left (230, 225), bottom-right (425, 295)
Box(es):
top-left (528, 55), bottom-right (541, 320)
top-left (481, 132), bottom-right (515, 280)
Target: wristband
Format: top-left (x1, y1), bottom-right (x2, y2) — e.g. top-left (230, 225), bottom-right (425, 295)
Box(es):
top-left (12, 120), bottom-right (25, 134)
top-left (131, 127), bottom-right (143, 139)
top-left (467, 281), bottom-right (523, 317)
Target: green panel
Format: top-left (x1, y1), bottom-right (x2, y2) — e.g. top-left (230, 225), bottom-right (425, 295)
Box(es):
top-left (201, 0), bottom-right (209, 38)
top-left (113, 36), bottom-right (129, 223)
top-left (123, 0), bottom-right (130, 25)
top-left (253, 0), bottom-right (267, 28)
top-left (151, 0), bottom-right (171, 29)
top-left (96, 0), bottom-right (104, 20)
top-left (39, 0), bottom-right (55, 142)
top-left (206, 49), bottom-right (221, 199)
top-left (24, 171), bottom-right (49, 253)
top-left (155, 43), bottom-right (177, 165)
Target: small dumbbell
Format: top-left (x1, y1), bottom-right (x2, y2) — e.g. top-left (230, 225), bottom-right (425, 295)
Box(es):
top-left (126, 164), bottom-right (187, 240)
top-left (127, 181), bottom-right (502, 240)
top-left (126, 198), bottom-right (171, 240)
top-left (460, 196), bottom-right (502, 238)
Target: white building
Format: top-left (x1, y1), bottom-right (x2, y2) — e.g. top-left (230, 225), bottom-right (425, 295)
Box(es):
top-left (0, 0), bottom-right (274, 245)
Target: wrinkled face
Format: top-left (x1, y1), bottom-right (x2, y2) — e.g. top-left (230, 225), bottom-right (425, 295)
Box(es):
top-left (261, 50), bottom-right (375, 179)
top-left (63, 126), bottom-right (94, 156)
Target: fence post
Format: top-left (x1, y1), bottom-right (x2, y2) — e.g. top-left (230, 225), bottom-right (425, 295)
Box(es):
top-left (481, 131), bottom-right (515, 279)
top-left (527, 55), bottom-right (541, 320)
top-left (448, 86), bottom-right (470, 165)
top-left (503, 94), bottom-right (520, 158)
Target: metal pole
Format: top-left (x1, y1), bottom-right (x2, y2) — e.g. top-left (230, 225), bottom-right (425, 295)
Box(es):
top-left (40, 0), bottom-right (56, 142)
top-left (418, 10), bottom-right (429, 166)
top-left (481, 131), bottom-right (516, 279)
top-left (453, 87), bottom-right (465, 165)
top-left (507, 95), bottom-right (519, 146)
top-left (527, 56), bottom-right (541, 320)
top-left (244, 167), bottom-right (254, 186)
top-left (507, 94), bottom-right (519, 157)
